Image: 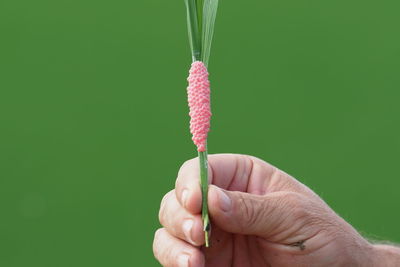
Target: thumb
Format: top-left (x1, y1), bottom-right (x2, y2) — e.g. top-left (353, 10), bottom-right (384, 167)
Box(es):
top-left (208, 185), bottom-right (303, 237)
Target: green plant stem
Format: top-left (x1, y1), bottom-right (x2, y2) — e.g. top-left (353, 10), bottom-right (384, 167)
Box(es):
top-left (185, 0), bottom-right (218, 248)
top-left (198, 150), bottom-right (210, 247)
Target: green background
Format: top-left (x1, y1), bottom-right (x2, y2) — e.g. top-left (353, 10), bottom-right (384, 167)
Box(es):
top-left (1, 0), bottom-right (399, 266)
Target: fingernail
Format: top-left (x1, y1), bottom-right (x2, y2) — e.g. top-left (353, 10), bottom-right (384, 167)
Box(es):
top-left (181, 189), bottom-right (189, 208)
top-left (177, 254), bottom-right (190, 267)
top-left (217, 188), bottom-right (231, 212)
top-left (182, 219), bottom-right (194, 244)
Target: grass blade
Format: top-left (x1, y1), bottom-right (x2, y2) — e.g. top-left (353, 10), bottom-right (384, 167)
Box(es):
top-left (196, 0), bottom-right (204, 42)
top-left (201, 0), bottom-right (219, 66)
top-left (184, 0), bottom-right (202, 61)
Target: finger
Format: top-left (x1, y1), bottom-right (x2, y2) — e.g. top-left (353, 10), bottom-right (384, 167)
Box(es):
top-left (208, 185), bottom-right (317, 239)
top-left (153, 228), bottom-right (205, 267)
top-left (175, 154), bottom-right (266, 214)
top-left (159, 190), bottom-right (205, 246)
top-left (175, 157), bottom-right (204, 214)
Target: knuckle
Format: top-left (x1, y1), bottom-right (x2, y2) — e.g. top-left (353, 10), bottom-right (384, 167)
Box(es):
top-left (175, 158), bottom-right (197, 188)
top-left (178, 158), bottom-right (196, 175)
top-left (158, 191), bottom-right (173, 226)
top-left (158, 208), bottom-right (164, 226)
top-left (153, 228), bottom-right (180, 267)
top-left (153, 228), bottom-right (164, 259)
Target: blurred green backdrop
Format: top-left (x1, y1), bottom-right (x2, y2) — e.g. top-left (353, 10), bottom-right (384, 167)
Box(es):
top-left (1, 0), bottom-right (399, 266)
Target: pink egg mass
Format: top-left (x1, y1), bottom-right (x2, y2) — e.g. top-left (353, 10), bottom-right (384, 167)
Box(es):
top-left (187, 61), bottom-right (211, 152)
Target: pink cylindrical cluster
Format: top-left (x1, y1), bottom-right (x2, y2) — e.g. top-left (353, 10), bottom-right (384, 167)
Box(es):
top-left (187, 61), bottom-right (211, 152)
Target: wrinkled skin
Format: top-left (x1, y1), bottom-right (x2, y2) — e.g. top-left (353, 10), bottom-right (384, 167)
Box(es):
top-left (153, 154), bottom-right (376, 267)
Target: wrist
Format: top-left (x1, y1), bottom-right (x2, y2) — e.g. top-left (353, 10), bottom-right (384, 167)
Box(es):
top-left (371, 244), bottom-right (400, 266)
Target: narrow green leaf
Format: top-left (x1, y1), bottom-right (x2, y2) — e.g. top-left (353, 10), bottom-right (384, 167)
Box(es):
top-left (184, 0), bottom-right (202, 61)
top-left (196, 0), bottom-right (204, 40)
top-left (201, 0), bottom-right (219, 66)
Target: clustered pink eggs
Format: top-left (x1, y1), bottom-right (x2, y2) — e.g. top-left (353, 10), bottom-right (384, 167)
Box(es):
top-left (187, 61), bottom-right (211, 152)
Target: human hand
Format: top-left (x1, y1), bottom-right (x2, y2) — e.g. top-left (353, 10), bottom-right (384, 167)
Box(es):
top-left (153, 154), bottom-right (394, 266)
